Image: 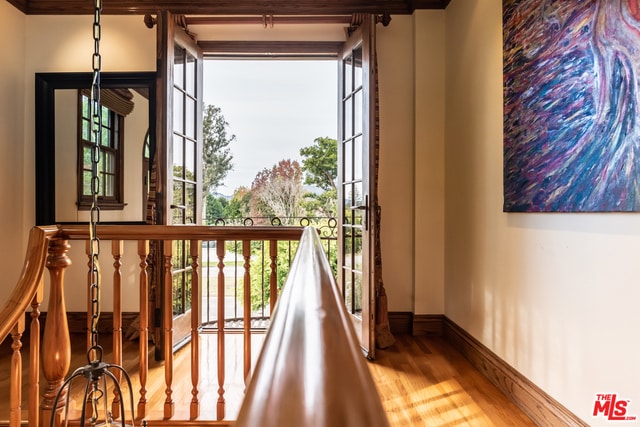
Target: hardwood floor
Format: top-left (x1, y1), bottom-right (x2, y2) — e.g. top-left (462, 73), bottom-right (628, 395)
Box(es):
top-left (0, 332), bottom-right (535, 426)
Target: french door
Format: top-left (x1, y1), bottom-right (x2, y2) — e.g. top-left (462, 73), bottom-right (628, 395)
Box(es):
top-left (157, 11), bottom-right (204, 353)
top-left (337, 15), bottom-right (378, 359)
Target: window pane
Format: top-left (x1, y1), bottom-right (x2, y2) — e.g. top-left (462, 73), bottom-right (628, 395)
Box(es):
top-left (101, 125), bottom-right (110, 147)
top-left (173, 180), bottom-right (184, 207)
top-left (83, 146), bottom-right (91, 169)
top-left (353, 271), bottom-right (362, 314)
top-left (172, 273), bottom-right (184, 315)
top-left (344, 271), bottom-right (353, 310)
top-left (103, 173), bottom-right (114, 197)
top-left (353, 233), bottom-right (363, 272)
top-left (83, 171), bottom-right (92, 195)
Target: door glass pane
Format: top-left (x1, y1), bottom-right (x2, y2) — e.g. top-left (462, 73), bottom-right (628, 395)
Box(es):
top-left (185, 138), bottom-right (195, 180)
top-left (173, 88), bottom-right (184, 134)
top-left (344, 139), bottom-right (353, 182)
top-left (174, 46), bottom-right (185, 89)
top-left (354, 89), bottom-right (363, 135)
top-left (172, 273), bottom-right (183, 315)
top-left (353, 271), bottom-right (362, 314)
top-left (186, 97), bottom-right (196, 139)
top-left (186, 54), bottom-right (196, 95)
top-left (354, 136), bottom-right (363, 180)
top-left (344, 96), bottom-right (353, 137)
top-left (344, 271), bottom-right (353, 310)
top-left (173, 135), bottom-right (184, 177)
top-left (185, 183), bottom-right (196, 224)
top-left (173, 240), bottom-right (184, 268)
top-left (344, 54), bottom-right (353, 94)
top-left (353, 181), bottom-right (363, 207)
top-left (354, 46), bottom-right (363, 88)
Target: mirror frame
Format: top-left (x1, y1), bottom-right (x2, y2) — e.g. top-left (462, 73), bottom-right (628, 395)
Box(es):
top-left (35, 72), bottom-right (157, 225)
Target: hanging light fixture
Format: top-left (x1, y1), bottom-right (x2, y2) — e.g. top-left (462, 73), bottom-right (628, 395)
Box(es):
top-left (50, 1), bottom-right (137, 426)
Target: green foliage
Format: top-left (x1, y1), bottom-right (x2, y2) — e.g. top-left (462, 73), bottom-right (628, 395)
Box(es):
top-left (203, 104), bottom-right (235, 195)
top-left (205, 194), bottom-right (228, 224)
top-left (299, 137), bottom-right (337, 191)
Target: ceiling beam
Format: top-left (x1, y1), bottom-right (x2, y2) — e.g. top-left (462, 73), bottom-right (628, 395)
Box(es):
top-left (10, 0), bottom-right (450, 15)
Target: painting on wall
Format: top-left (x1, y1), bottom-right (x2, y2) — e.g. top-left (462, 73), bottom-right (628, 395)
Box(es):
top-left (503, 0), bottom-right (640, 212)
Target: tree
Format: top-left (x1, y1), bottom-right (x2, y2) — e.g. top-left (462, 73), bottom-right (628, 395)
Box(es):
top-left (202, 104), bottom-right (235, 195)
top-left (250, 159), bottom-right (304, 221)
top-left (225, 186), bottom-right (251, 219)
top-left (205, 194), bottom-right (228, 224)
top-left (299, 137), bottom-right (337, 191)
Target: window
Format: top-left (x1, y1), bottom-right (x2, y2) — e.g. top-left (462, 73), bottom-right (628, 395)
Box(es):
top-left (77, 91), bottom-right (125, 209)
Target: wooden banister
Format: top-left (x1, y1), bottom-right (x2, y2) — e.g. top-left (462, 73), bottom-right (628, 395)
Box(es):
top-left (235, 227), bottom-right (390, 427)
top-left (2, 223), bottom-right (321, 426)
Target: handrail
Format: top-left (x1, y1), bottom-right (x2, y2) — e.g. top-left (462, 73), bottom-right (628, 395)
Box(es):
top-left (0, 226), bottom-right (56, 341)
top-left (56, 224), bottom-right (304, 241)
top-left (236, 227), bottom-right (390, 427)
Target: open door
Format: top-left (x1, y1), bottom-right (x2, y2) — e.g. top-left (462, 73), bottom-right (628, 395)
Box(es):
top-left (337, 15), bottom-right (377, 359)
top-left (156, 11), bottom-right (204, 354)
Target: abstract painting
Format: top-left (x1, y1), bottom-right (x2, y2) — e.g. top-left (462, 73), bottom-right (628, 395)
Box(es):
top-left (503, 0), bottom-right (640, 212)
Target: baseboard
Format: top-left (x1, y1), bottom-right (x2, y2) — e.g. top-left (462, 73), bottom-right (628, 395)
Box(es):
top-left (387, 311), bottom-right (413, 335)
top-left (26, 311), bottom-right (139, 335)
top-left (442, 317), bottom-right (588, 427)
top-left (412, 314), bottom-right (443, 336)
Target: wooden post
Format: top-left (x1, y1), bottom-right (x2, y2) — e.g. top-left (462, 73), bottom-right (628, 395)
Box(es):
top-left (41, 238), bottom-right (72, 427)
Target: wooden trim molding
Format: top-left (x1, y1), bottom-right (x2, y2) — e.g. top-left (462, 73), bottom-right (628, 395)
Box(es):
top-left (30, 311), bottom-right (139, 335)
top-left (15, 0), bottom-right (451, 15)
top-left (442, 317), bottom-right (588, 427)
top-left (412, 314), bottom-right (443, 336)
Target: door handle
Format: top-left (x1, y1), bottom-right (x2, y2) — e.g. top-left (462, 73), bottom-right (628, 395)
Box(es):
top-left (349, 196), bottom-right (368, 230)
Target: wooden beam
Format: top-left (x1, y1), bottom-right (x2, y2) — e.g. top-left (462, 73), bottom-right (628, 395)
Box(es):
top-left (17, 0), bottom-right (450, 15)
top-left (199, 41), bottom-right (344, 58)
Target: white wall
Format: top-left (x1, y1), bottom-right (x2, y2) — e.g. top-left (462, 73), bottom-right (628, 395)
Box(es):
top-left (22, 14), bottom-right (156, 312)
top-left (445, 0), bottom-right (640, 424)
top-left (0, 2), bottom-right (27, 305)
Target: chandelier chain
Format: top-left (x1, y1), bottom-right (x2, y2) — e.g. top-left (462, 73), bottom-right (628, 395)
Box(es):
top-left (89, 0), bottom-right (102, 352)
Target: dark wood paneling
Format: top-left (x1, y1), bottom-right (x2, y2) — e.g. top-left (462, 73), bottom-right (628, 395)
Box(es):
top-left (17, 0), bottom-right (450, 15)
top-left (5, 0), bottom-right (26, 13)
top-left (200, 41), bottom-right (344, 58)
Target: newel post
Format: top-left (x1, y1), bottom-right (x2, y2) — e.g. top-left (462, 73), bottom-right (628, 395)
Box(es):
top-left (41, 238), bottom-right (72, 427)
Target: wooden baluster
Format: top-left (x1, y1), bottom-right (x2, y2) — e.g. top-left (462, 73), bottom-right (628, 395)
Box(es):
top-left (29, 283), bottom-right (43, 427)
top-left (41, 238), bottom-right (72, 427)
top-left (269, 240), bottom-right (278, 315)
top-left (242, 240), bottom-right (252, 386)
top-left (111, 240), bottom-right (123, 418)
top-left (163, 240), bottom-right (175, 419)
top-left (216, 239), bottom-right (226, 420)
top-left (137, 240), bottom-right (149, 419)
top-left (10, 317), bottom-right (25, 427)
top-left (190, 240), bottom-right (200, 419)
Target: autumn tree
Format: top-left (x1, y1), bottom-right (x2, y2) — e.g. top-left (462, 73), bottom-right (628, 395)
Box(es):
top-left (250, 159), bottom-right (304, 221)
top-left (202, 104), bottom-right (235, 196)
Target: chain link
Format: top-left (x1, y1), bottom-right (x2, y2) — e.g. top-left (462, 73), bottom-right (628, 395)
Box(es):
top-left (89, 0), bottom-right (102, 353)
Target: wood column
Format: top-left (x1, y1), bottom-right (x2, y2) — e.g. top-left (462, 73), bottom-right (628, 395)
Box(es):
top-left (41, 238), bottom-right (72, 427)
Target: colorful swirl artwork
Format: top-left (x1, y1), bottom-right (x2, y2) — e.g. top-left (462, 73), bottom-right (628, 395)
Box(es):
top-left (503, 0), bottom-right (640, 211)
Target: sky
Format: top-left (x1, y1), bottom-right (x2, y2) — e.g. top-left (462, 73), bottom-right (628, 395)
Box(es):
top-left (203, 59), bottom-right (338, 196)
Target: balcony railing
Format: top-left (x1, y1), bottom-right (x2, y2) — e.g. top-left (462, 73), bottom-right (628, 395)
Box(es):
top-left (0, 222), bottom-right (388, 427)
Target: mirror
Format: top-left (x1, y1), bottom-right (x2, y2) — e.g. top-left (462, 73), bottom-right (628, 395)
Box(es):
top-left (35, 72), bottom-right (156, 225)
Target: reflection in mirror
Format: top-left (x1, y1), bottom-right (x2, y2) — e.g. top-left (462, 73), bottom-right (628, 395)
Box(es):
top-left (35, 72), bottom-right (156, 225)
